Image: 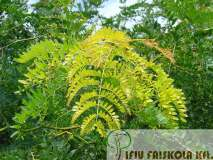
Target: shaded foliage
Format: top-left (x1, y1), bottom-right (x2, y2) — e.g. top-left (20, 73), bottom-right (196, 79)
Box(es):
top-left (0, 0), bottom-right (212, 159)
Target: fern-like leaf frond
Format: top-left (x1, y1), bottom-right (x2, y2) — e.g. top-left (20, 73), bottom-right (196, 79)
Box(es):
top-left (66, 28), bottom-right (187, 136)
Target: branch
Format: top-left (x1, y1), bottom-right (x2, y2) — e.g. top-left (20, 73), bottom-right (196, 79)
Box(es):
top-left (23, 124), bottom-right (80, 133)
top-left (42, 125), bottom-right (80, 130)
top-left (0, 36), bottom-right (41, 51)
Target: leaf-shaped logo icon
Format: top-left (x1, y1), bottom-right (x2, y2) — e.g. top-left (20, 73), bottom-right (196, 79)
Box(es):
top-left (107, 130), bottom-right (131, 160)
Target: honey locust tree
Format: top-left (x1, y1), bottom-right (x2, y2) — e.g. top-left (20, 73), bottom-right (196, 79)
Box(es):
top-left (11, 28), bottom-right (187, 159)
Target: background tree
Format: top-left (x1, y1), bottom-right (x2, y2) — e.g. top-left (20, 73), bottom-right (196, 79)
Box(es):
top-left (0, 0), bottom-right (32, 144)
top-left (101, 0), bottom-right (213, 128)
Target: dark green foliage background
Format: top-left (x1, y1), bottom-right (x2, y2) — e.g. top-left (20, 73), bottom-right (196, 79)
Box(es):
top-left (0, 0), bottom-right (212, 159)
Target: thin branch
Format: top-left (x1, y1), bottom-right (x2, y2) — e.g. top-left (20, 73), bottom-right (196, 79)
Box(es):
top-left (73, 135), bottom-right (91, 144)
top-left (23, 126), bottom-right (42, 132)
top-left (0, 36), bottom-right (41, 51)
top-left (54, 131), bottom-right (73, 137)
top-left (23, 124), bottom-right (80, 133)
top-left (42, 125), bottom-right (80, 130)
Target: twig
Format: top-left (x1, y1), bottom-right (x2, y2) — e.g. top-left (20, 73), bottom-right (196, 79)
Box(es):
top-left (42, 125), bottom-right (80, 130)
top-left (73, 135), bottom-right (91, 144)
top-left (23, 126), bottom-right (42, 132)
top-left (0, 36), bottom-right (41, 51)
top-left (23, 124), bottom-right (80, 133)
top-left (54, 131), bottom-right (73, 137)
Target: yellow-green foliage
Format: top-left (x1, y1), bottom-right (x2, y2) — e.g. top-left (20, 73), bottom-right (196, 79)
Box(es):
top-left (15, 40), bottom-right (68, 87)
top-left (15, 28), bottom-right (187, 137)
top-left (66, 28), bottom-right (187, 136)
top-left (15, 40), bottom-right (57, 64)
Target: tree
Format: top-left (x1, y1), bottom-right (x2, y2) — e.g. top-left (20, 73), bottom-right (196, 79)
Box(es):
top-left (101, 0), bottom-right (213, 128)
top-left (10, 28), bottom-right (186, 159)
